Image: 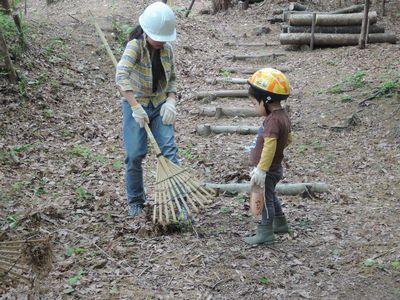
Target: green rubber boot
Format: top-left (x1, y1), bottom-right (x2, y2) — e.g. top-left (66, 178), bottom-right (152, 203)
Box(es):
top-left (244, 224), bottom-right (275, 245)
top-left (273, 215), bottom-right (289, 234)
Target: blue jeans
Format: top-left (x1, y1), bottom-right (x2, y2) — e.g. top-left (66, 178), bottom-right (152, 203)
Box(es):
top-left (122, 100), bottom-right (179, 206)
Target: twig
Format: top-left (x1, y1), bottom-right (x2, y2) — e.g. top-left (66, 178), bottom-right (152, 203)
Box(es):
top-left (372, 246), bottom-right (399, 260)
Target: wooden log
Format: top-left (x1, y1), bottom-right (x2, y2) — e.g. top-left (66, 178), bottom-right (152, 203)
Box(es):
top-left (286, 24), bottom-right (384, 34)
top-left (206, 77), bottom-right (248, 84)
top-left (280, 33), bottom-right (397, 46)
top-left (359, 0), bottom-right (370, 49)
top-left (289, 2), bottom-right (307, 11)
top-left (0, 27), bottom-right (17, 83)
top-left (196, 124), bottom-right (258, 136)
top-left (198, 107), bottom-right (257, 117)
top-left (224, 41), bottom-right (269, 47)
top-left (204, 182), bottom-right (329, 195)
top-left (289, 11), bottom-right (378, 26)
top-left (227, 53), bottom-right (286, 62)
top-left (331, 4), bottom-right (365, 14)
top-left (220, 66), bottom-right (291, 74)
top-left (194, 90), bottom-right (248, 100)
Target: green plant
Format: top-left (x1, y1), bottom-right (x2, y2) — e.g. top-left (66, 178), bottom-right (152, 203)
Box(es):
top-left (327, 70), bottom-right (367, 94)
top-left (258, 276), bottom-right (271, 285)
top-left (326, 60), bottom-right (336, 66)
top-left (234, 194), bottom-right (245, 204)
top-left (68, 269), bottom-right (84, 286)
top-left (5, 215), bottom-right (17, 229)
top-left (297, 144), bottom-right (307, 154)
top-left (391, 260), bottom-right (400, 270)
top-left (348, 70), bottom-right (366, 89)
top-left (311, 140), bottom-right (323, 150)
top-left (220, 68), bottom-right (231, 78)
top-left (70, 143), bottom-right (92, 158)
top-left (112, 20), bottom-right (133, 46)
top-left (363, 258), bottom-right (375, 267)
top-left (43, 37), bottom-right (68, 63)
top-left (340, 95), bottom-right (352, 103)
top-left (112, 160), bottom-right (123, 170)
top-left (65, 247), bottom-right (86, 257)
top-left (378, 79), bottom-right (398, 97)
top-left (219, 207), bottom-right (231, 214)
top-left (75, 187), bottom-right (92, 201)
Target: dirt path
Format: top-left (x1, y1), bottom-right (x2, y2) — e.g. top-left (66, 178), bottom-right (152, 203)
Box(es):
top-left (1, 0), bottom-right (399, 299)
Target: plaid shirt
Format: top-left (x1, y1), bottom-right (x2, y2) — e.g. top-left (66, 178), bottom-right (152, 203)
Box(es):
top-left (115, 37), bottom-right (177, 107)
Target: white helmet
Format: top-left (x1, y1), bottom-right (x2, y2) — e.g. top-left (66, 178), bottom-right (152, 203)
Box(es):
top-left (139, 2), bottom-right (176, 42)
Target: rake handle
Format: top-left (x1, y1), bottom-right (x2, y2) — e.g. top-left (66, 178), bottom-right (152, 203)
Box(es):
top-left (144, 123), bottom-right (163, 156)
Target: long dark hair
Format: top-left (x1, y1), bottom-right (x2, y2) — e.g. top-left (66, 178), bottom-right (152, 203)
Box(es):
top-left (129, 25), bottom-right (144, 41)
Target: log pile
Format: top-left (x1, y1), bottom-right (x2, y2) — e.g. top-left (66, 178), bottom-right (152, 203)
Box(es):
top-left (273, 3), bottom-right (397, 47)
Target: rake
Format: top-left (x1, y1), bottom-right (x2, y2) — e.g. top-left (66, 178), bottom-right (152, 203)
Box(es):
top-left (90, 13), bottom-right (215, 224)
top-left (0, 237), bottom-right (53, 286)
top-left (144, 124), bottom-right (215, 223)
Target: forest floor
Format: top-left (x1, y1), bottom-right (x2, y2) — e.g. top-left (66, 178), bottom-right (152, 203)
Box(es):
top-left (1, 0), bottom-right (399, 299)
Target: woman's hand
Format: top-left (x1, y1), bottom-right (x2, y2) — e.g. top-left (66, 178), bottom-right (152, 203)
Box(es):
top-left (250, 167), bottom-right (266, 188)
top-left (131, 103), bottom-right (149, 128)
top-left (160, 97), bottom-right (176, 125)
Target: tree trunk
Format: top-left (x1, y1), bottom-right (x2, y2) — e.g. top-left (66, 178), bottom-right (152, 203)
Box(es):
top-left (194, 89), bottom-right (248, 100)
top-left (204, 182), bottom-right (329, 195)
top-left (331, 3), bottom-right (365, 14)
top-left (359, 0), bottom-right (370, 49)
top-left (196, 124), bottom-right (258, 136)
top-left (0, 27), bottom-right (17, 83)
top-left (286, 24), bottom-right (384, 34)
top-left (280, 33), bottom-right (397, 46)
top-left (1, 0), bottom-right (25, 46)
top-left (198, 107), bottom-right (257, 117)
top-left (289, 11), bottom-right (377, 26)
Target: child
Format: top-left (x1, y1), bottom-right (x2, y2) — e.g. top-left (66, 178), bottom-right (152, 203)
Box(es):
top-left (245, 68), bottom-right (293, 245)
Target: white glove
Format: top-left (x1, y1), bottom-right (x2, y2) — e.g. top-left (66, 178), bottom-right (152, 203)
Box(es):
top-left (250, 167), bottom-right (266, 188)
top-left (131, 104), bottom-right (149, 128)
top-left (160, 97), bottom-right (176, 125)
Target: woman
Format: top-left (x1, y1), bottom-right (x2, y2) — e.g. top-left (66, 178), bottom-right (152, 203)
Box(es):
top-left (115, 2), bottom-right (179, 217)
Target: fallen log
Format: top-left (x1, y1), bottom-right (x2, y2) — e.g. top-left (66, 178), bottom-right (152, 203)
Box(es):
top-left (198, 107), bottom-right (257, 118)
top-left (220, 66), bottom-right (291, 74)
top-left (227, 53), bottom-right (286, 62)
top-left (289, 11), bottom-right (378, 26)
top-left (285, 24), bottom-right (384, 34)
top-left (204, 182), bottom-right (329, 195)
top-left (196, 124), bottom-right (258, 136)
top-left (331, 4), bottom-right (365, 14)
top-left (289, 2), bottom-right (307, 11)
top-left (194, 90), bottom-right (248, 100)
top-left (280, 33), bottom-right (397, 46)
top-left (223, 41), bottom-right (269, 47)
top-left (206, 77), bottom-right (248, 84)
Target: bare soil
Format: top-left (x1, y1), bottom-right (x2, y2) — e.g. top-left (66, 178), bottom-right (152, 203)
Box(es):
top-left (1, 0), bottom-right (399, 299)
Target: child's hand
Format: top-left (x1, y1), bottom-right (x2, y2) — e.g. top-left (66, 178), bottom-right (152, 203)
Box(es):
top-left (250, 167), bottom-right (266, 188)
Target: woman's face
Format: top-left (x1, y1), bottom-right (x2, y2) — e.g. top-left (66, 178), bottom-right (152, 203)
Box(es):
top-left (250, 96), bottom-right (267, 116)
top-left (147, 37), bottom-right (166, 49)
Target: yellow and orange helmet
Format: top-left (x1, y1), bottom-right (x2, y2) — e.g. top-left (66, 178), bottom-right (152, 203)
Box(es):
top-left (248, 68), bottom-right (291, 101)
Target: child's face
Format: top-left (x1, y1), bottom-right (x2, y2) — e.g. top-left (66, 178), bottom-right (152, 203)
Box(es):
top-left (250, 96), bottom-right (267, 116)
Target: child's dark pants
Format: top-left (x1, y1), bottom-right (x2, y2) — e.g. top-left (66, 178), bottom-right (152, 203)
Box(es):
top-left (261, 166), bottom-right (284, 225)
